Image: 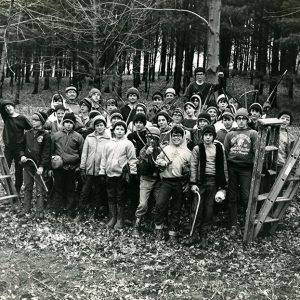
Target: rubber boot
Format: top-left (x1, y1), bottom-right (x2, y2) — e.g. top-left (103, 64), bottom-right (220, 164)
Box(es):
top-left (107, 202), bottom-right (117, 228)
top-left (114, 205), bottom-right (124, 229)
top-left (132, 218), bottom-right (141, 237)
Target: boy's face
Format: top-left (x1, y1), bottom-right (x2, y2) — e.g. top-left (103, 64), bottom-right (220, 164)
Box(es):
top-left (80, 103), bottom-right (89, 113)
top-left (236, 116), bottom-right (248, 129)
top-left (223, 116), bottom-right (234, 130)
top-left (172, 112), bottom-right (183, 124)
top-left (95, 122), bottom-right (106, 134)
top-left (165, 93), bottom-right (174, 101)
top-left (279, 114), bottom-right (291, 128)
top-left (207, 109), bottom-right (217, 121)
top-left (171, 133), bottom-right (183, 146)
top-left (136, 106), bottom-right (145, 114)
top-left (128, 93), bottom-right (138, 104)
top-left (91, 93), bottom-right (100, 102)
top-left (56, 109), bottom-right (65, 121)
top-left (63, 121), bottom-right (74, 131)
top-left (198, 119), bottom-right (209, 130)
top-left (218, 100), bottom-right (228, 111)
top-left (191, 98), bottom-right (200, 109)
top-left (147, 136), bottom-right (159, 147)
top-left (4, 104), bottom-right (15, 115)
top-left (114, 125), bottom-right (125, 138)
top-left (134, 120), bottom-right (145, 132)
top-left (153, 97), bottom-right (163, 107)
top-left (31, 114), bottom-right (42, 129)
top-left (203, 133), bottom-right (214, 145)
top-left (66, 90), bottom-right (77, 100)
top-left (111, 116), bottom-right (122, 126)
top-left (157, 116), bottom-right (168, 130)
top-left (53, 99), bottom-right (63, 107)
top-left (195, 72), bottom-right (205, 83)
top-left (107, 104), bottom-right (117, 114)
top-left (185, 105), bottom-right (195, 117)
top-left (250, 109), bottom-right (261, 120)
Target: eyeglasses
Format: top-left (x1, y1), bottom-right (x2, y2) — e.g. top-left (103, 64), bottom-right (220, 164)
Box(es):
top-left (236, 117), bottom-right (247, 121)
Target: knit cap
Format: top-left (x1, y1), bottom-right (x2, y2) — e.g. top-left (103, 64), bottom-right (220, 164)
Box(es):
top-left (206, 106), bottom-right (219, 115)
top-left (107, 98), bottom-right (117, 105)
top-left (172, 107), bottom-right (184, 118)
top-left (126, 87), bottom-right (140, 99)
top-left (1, 100), bottom-right (15, 108)
top-left (79, 98), bottom-right (92, 111)
top-left (194, 67), bottom-right (205, 75)
top-left (165, 88), bottom-right (176, 96)
top-left (202, 125), bottom-right (216, 139)
top-left (113, 120), bottom-right (127, 133)
top-left (62, 112), bottom-right (76, 126)
top-left (52, 94), bottom-right (64, 103)
top-left (249, 102), bottom-right (263, 115)
top-left (110, 111), bottom-right (123, 121)
top-left (217, 94), bottom-right (228, 103)
top-left (133, 113), bottom-right (147, 125)
top-left (135, 102), bottom-right (147, 113)
top-left (65, 86), bottom-right (77, 93)
top-left (89, 110), bottom-right (101, 119)
top-left (34, 111), bottom-right (48, 125)
top-left (146, 127), bottom-right (160, 139)
top-left (197, 112), bottom-right (211, 124)
top-left (156, 110), bottom-right (170, 122)
top-left (54, 104), bottom-right (67, 112)
top-left (152, 91), bottom-right (164, 100)
top-left (235, 108), bottom-right (249, 120)
top-left (92, 115), bottom-right (107, 128)
top-left (88, 88), bottom-right (101, 98)
top-left (184, 101), bottom-right (196, 110)
top-left (190, 94), bottom-right (202, 103)
top-left (221, 108), bottom-right (234, 120)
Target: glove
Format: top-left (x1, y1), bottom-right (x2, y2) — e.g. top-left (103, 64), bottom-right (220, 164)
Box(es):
top-left (99, 175), bottom-right (106, 185)
top-left (80, 169), bottom-right (86, 182)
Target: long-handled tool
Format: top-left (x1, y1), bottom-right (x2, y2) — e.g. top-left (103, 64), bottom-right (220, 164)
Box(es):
top-left (190, 191), bottom-right (201, 236)
top-left (24, 159), bottom-right (48, 193)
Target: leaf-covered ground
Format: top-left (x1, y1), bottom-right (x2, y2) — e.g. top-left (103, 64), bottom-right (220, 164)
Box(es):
top-left (0, 199), bottom-right (299, 300)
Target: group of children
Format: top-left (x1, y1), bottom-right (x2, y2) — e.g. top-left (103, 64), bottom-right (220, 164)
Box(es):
top-left (0, 69), bottom-right (295, 247)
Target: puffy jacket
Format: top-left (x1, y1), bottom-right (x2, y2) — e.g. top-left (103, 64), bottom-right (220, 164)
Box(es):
top-left (52, 129), bottom-right (84, 169)
top-left (19, 128), bottom-right (51, 168)
top-left (99, 137), bottom-right (137, 177)
top-left (80, 131), bottom-right (110, 175)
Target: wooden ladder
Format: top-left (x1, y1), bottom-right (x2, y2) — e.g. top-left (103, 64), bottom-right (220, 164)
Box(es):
top-left (0, 145), bottom-right (19, 207)
top-left (243, 118), bottom-right (283, 242)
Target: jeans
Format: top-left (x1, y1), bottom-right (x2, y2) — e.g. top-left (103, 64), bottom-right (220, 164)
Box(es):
top-left (23, 164), bottom-right (45, 213)
top-left (154, 177), bottom-right (183, 234)
top-left (193, 176), bottom-right (217, 234)
top-left (79, 175), bottom-right (107, 214)
top-left (135, 176), bottom-right (161, 219)
top-left (4, 146), bottom-right (23, 193)
top-left (227, 162), bottom-right (252, 226)
top-left (106, 176), bottom-right (126, 207)
top-left (50, 168), bottom-right (76, 214)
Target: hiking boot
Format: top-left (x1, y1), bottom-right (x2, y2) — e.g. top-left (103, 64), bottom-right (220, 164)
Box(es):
top-left (132, 218), bottom-right (141, 237)
top-left (114, 206), bottom-right (124, 229)
top-left (155, 228), bottom-right (164, 241)
top-left (107, 203), bottom-right (117, 228)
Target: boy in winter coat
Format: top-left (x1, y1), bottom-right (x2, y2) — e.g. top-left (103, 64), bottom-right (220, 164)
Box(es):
top-left (154, 126), bottom-right (191, 242)
top-left (19, 112), bottom-right (51, 218)
top-left (79, 115), bottom-right (110, 219)
top-left (186, 125), bottom-right (227, 247)
top-left (215, 109), bottom-right (235, 144)
top-left (132, 127), bottom-right (161, 236)
top-left (190, 112), bottom-right (211, 148)
top-left (99, 120), bottom-right (137, 229)
top-left (224, 108), bottom-right (258, 235)
top-left (120, 87), bottom-right (140, 122)
top-left (44, 104), bottom-right (67, 134)
top-left (0, 100), bottom-right (32, 193)
top-left (51, 112), bottom-right (84, 216)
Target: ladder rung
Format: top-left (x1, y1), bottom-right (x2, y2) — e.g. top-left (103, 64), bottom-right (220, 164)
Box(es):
top-left (257, 194), bottom-right (291, 203)
top-left (276, 197), bottom-right (291, 202)
top-left (254, 216), bottom-right (280, 224)
top-left (265, 146), bottom-right (278, 151)
top-left (0, 155), bottom-right (5, 158)
top-left (287, 176), bottom-right (300, 181)
top-left (0, 195), bottom-right (18, 201)
top-left (0, 175), bottom-right (12, 179)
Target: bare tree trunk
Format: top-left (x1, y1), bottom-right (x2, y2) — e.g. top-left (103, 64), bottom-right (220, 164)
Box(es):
top-left (143, 51), bottom-right (149, 92)
top-left (160, 29), bottom-right (167, 76)
top-left (133, 39), bottom-right (142, 88)
top-left (173, 29), bottom-right (185, 95)
top-left (166, 29), bottom-right (175, 82)
top-left (206, 0), bottom-right (221, 83)
top-left (32, 47), bottom-right (40, 94)
top-left (43, 46), bottom-right (51, 90)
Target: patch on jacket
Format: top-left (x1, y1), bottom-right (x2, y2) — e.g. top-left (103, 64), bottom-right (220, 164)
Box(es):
top-left (37, 136), bottom-right (44, 143)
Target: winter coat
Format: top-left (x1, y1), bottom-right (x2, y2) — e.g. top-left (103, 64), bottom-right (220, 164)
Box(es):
top-left (190, 141), bottom-right (227, 188)
top-left (127, 130), bottom-right (147, 157)
top-left (52, 129), bottom-right (84, 169)
top-left (80, 131), bottom-right (110, 175)
top-left (19, 128), bottom-right (51, 169)
top-left (139, 144), bottom-right (160, 178)
top-left (99, 137), bottom-right (137, 177)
